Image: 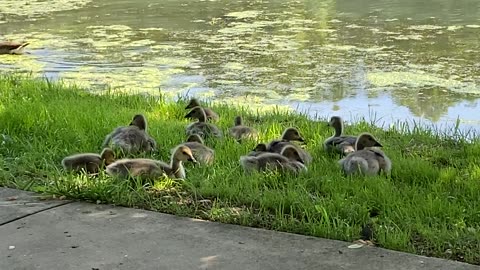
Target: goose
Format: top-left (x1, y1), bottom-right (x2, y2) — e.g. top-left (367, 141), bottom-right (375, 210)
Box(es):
top-left (229, 116), bottom-right (258, 142)
top-left (338, 133), bottom-right (391, 176)
top-left (324, 116), bottom-right (357, 156)
top-left (61, 148), bottom-right (115, 174)
top-left (106, 145), bottom-right (196, 180)
top-left (185, 98), bottom-right (219, 121)
top-left (240, 145), bottom-right (307, 174)
top-left (0, 41), bottom-right (29, 55)
top-left (267, 127), bottom-right (312, 164)
top-left (184, 106), bottom-right (223, 139)
top-left (175, 134), bottom-right (214, 165)
top-left (102, 114), bottom-right (157, 155)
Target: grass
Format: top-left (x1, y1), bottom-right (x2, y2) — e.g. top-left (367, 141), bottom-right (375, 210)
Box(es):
top-left (0, 75), bottom-right (479, 265)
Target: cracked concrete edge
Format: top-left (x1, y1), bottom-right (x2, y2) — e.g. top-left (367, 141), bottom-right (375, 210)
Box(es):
top-left (0, 187), bottom-right (71, 225)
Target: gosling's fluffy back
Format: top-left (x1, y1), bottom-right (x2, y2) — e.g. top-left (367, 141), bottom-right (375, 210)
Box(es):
top-left (62, 148), bottom-right (115, 174)
top-left (106, 158), bottom-right (166, 180)
top-left (106, 145), bottom-right (196, 180)
top-left (339, 148), bottom-right (391, 176)
top-left (240, 145), bottom-right (306, 174)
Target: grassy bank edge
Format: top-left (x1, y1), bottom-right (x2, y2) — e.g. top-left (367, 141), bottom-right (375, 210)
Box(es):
top-left (0, 75), bottom-right (479, 265)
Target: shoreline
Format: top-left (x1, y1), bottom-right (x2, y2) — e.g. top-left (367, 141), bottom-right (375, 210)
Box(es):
top-left (1, 75), bottom-right (479, 265)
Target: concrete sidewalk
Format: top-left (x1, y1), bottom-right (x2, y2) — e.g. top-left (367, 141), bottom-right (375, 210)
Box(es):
top-left (0, 188), bottom-right (478, 270)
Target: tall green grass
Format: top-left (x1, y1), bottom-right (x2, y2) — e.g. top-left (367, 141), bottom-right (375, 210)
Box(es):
top-left (0, 75), bottom-right (479, 264)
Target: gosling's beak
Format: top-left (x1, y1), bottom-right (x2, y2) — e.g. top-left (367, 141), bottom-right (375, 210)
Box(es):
top-left (375, 142), bottom-right (383, 147)
top-left (184, 105), bottom-right (189, 110)
top-left (184, 113), bottom-right (191, 119)
top-left (298, 137), bottom-right (306, 144)
top-left (188, 157), bottom-right (198, 163)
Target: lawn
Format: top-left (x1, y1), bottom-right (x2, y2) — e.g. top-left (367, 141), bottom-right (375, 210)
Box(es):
top-left (0, 75), bottom-right (479, 264)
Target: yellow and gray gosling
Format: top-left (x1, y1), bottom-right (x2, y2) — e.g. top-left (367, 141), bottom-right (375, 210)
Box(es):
top-left (247, 143), bottom-right (268, 157)
top-left (184, 106), bottom-right (223, 139)
top-left (338, 133), bottom-right (391, 176)
top-left (62, 148), bottom-right (115, 174)
top-left (106, 145), bottom-right (196, 180)
top-left (174, 134), bottom-right (215, 165)
top-left (0, 41), bottom-right (29, 55)
top-left (185, 98), bottom-right (219, 121)
top-left (240, 145), bottom-right (307, 174)
top-left (229, 116), bottom-right (258, 143)
top-left (102, 114), bottom-right (157, 155)
top-left (267, 127), bottom-right (312, 164)
top-left (324, 116), bottom-right (357, 156)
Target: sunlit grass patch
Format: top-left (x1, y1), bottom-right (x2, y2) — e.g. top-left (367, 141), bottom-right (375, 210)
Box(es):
top-left (0, 75), bottom-right (479, 265)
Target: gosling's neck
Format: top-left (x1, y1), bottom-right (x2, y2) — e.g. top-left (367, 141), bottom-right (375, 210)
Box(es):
top-left (280, 130), bottom-right (291, 141)
top-left (333, 122), bottom-right (343, 137)
top-left (355, 140), bottom-right (365, 151)
top-left (198, 109), bottom-right (207, 123)
top-left (170, 157), bottom-right (186, 179)
top-left (234, 117), bottom-right (242, 126)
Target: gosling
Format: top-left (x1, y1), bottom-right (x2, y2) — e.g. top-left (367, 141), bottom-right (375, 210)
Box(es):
top-left (338, 133), bottom-right (391, 176)
top-left (229, 116), bottom-right (258, 142)
top-left (106, 145), bottom-right (197, 180)
top-left (240, 145), bottom-right (307, 174)
top-left (185, 106), bottom-right (223, 139)
top-left (102, 114), bottom-right (157, 155)
top-left (267, 127), bottom-right (312, 164)
top-left (175, 134), bottom-right (215, 165)
top-left (324, 116), bottom-right (357, 156)
top-left (62, 148), bottom-right (115, 174)
top-left (185, 98), bottom-right (219, 121)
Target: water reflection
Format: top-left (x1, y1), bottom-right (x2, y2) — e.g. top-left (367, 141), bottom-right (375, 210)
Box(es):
top-left (1, 0), bottom-right (480, 132)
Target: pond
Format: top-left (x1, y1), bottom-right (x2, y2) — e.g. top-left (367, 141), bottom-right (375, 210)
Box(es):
top-left (1, 0), bottom-right (480, 135)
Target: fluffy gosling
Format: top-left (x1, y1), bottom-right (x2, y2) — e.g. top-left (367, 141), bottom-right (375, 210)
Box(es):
top-left (102, 114), bottom-right (157, 155)
top-left (175, 134), bottom-right (215, 165)
top-left (185, 106), bottom-right (223, 138)
top-left (267, 127), bottom-right (312, 164)
top-left (324, 116), bottom-right (357, 156)
top-left (229, 116), bottom-right (258, 142)
top-left (106, 145), bottom-right (196, 180)
top-left (338, 133), bottom-right (391, 176)
top-left (240, 145), bottom-right (307, 174)
top-left (185, 98), bottom-right (219, 121)
top-left (62, 148), bottom-right (115, 174)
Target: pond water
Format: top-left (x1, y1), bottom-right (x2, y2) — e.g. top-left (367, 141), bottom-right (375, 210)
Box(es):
top-left (1, 0), bottom-right (480, 134)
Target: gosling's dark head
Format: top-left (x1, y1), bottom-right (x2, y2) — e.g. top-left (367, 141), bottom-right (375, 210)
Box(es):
top-left (130, 114), bottom-right (147, 131)
top-left (253, 143), bottom-right (267, 152)
top-left (184, 106), bottom-right (201, 119)
top-left (355, 133), bottom-right (383, 150)
top-left (282, 127), bottom-right (305, 143)
top-left (185, 98), bottom-right (200, 110)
